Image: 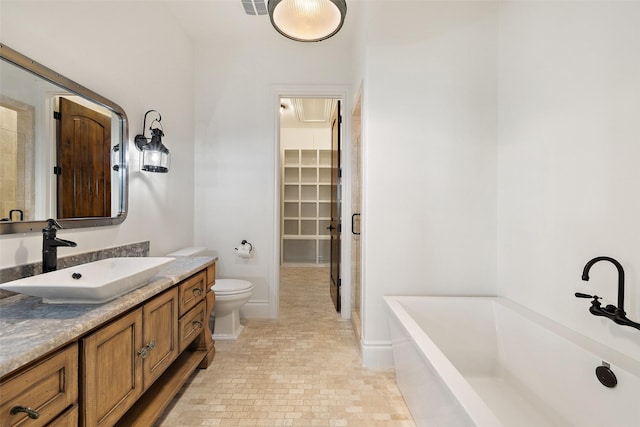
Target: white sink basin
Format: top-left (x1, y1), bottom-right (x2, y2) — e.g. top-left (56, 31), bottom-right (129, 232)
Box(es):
top-left (0, 257), bottom-right (174, 304)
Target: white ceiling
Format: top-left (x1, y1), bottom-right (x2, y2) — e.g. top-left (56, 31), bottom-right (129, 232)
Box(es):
top-left (280, 98), bottom-right (337, 128)
top-left (160, 1), bottom-right (350, 129)
top-left (163, 1), bottom-right (270, 42)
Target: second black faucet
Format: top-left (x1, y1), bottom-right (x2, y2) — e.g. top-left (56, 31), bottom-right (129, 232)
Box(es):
top-left (576, 256), bottom-right (640, 331)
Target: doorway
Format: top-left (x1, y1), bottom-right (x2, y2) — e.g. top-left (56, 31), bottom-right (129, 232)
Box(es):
top-left (278, 96), bottom-right (342, 312)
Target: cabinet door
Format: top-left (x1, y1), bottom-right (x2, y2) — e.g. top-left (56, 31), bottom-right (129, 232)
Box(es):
top-left (82, 308), bottom-right (143, 427)
top-left (143, 288), bottom-right (179, 389)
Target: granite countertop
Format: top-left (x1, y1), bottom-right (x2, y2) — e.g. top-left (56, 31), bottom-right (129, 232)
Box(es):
top-left (0, 256), bottom-right (217, 378)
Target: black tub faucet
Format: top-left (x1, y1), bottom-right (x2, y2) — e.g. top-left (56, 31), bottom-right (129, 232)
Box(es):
top-left (42, 218), bottom-right (77, 273)
top-left (576, 256), bottom-right (640, 331)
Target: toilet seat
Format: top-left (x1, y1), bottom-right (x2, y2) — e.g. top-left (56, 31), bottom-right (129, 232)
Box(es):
top-left (214, 279), bottom-right (253, 295)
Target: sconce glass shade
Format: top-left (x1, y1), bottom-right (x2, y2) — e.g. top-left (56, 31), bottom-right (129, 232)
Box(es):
top-left (268, 0), bottom-right (347, 42)
top-left (140, 128), bottom-right (170, 173)
top-left (134, 110), bottom-right (171, 173)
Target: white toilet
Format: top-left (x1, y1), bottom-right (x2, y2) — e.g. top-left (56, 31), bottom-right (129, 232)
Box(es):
top-left (212, 279), bottom-right (253, 341)
top-left (165, 247), bottom-right (253, 341)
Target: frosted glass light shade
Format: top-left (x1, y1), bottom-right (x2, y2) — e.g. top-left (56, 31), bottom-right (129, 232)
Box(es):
top-left (141, 144), bottom-right (170, 173)
top-left (134, 110), bottom-right (171, 173)
top-left (139, 128), bottom-right (170, 173)
top-left (269, 0), bottom-right (347, 42)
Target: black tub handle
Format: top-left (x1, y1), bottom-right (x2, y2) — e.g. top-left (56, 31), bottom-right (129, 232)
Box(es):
top-left (351, 213), bottom-right (361, 235)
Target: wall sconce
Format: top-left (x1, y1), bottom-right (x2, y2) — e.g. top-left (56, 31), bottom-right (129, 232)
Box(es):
top-left (268, 0), bottom-right (347, 42)
top-left (134, 110), bottom-right (170, 173)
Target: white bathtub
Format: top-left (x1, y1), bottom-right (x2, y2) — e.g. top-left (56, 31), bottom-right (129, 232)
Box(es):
top-left (384, 296), bottom-right (640, 427)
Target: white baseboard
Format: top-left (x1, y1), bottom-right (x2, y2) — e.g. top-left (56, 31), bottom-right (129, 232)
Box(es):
top-left (361, 340), bottom-right (395, 368)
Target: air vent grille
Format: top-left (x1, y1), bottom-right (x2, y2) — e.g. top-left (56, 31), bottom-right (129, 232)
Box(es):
top-left (242, 0), bottom-right (267, 15)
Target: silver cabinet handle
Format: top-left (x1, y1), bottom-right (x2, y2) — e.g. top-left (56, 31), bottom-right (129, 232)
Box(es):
top-left (192, 320), bottom-right (203, 330)
top-left (10, 405), bottom-right (40, 419)
top-left (138, 340), bottom-right (155, 358)
top-left (193, 288), bottom-right (203, 297)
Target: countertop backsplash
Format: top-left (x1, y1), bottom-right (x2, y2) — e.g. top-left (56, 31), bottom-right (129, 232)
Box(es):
top-left (0, 241), bottom-right (150, 299)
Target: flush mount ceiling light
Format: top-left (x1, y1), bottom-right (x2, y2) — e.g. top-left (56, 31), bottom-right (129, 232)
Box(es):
top-left (268, 0), bottom-right (347, 42)
top-left (134, 110), bottom-right (171, 173)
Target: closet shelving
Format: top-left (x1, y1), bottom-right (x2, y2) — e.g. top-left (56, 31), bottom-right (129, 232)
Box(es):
top-left (282, 148), bottom-right (332, 264)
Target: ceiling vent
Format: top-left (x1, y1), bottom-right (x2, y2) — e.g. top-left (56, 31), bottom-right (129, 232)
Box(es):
top-left (292, 98), bottom-right (336, 123)
top-left (242, 0), bottom-right (268, 15)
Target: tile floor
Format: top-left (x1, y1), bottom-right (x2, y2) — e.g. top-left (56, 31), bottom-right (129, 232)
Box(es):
top-left (156, 266), bottom-right (415, 427)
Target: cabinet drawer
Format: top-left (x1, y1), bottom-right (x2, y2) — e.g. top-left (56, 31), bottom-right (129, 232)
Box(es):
top-left (178, 301), bottom-right (206, 353)
top-left (49, 404), bottom-right (79, 427)
top-left (0, 344), bottom-right (78, 427)
top-left (178, 271), bottom-right (206, 317)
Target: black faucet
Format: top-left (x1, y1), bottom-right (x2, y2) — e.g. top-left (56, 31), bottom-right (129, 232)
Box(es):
top-left (42, 218), bottom-right (77, 273)
top-left (576, 256), bottom-right (640, 331)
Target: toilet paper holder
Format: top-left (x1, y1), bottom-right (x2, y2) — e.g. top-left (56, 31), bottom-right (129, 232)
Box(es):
top-left (235, 240), bottom-right (253, 253)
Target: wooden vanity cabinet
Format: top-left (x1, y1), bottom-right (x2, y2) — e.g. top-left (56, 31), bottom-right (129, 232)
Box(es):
top-left (114, 265), bottom-right (215, 427)
top-left (81, 288), bottom-right (178, 427)
top-left (0, 344), bottom-right (78, 427)
top-left (0, 261), bottom-right (215, 427)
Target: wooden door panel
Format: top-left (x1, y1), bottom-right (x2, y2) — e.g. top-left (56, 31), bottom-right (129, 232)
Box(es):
top-left (143, 288), bottom-right (179, 389)
top-left (329, 100), bottom-right (342, 312)
top-left (82, 308), bottom-right (143, 427)
top-left (58, 97), bottom-right (111, 218)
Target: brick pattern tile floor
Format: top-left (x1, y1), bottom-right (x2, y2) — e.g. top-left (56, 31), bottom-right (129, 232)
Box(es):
top-left (155, 266), bottom-right (415, 426)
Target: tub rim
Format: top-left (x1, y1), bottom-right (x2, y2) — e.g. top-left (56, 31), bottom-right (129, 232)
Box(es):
top-left (385, 295), bottom-right (504, 427)
top-left (385, 295), bottom-right (640, 427)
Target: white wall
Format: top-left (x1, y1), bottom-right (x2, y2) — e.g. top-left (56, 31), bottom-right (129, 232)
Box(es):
top-left (357, 0), bottom-right (640, 367)
top-left (281, 128), bottom-right (331, 150)
top-left (0, 1), bottom-right (195, 267)
top-left (497, 1), bottom-right (640, 360)
top-left (359, 1), bottom-right (499, 365)
top-left (191, 2), bottom-right (356, 318)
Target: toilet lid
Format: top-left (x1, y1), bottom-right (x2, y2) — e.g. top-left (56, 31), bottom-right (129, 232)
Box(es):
top-left (214, 279), bottom-right (253, 293)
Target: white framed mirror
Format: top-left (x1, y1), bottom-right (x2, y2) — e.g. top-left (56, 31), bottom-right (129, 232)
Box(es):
top-left (0, 43), bottom-right (128, 234)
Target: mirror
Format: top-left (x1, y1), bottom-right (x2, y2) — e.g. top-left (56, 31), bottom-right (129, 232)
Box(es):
top-left (0, 44), bottom-right (128, 234)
